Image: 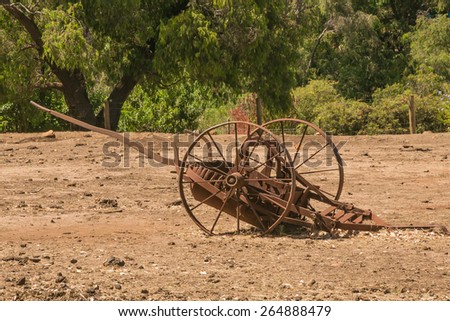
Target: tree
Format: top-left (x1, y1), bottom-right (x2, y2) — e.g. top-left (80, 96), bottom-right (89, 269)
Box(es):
top-left (0, 0), bottom-right (190, 130)
top-left (155, 0), bottom-right (303, 121)
top-left (409, 14), bottom-right (450, 80)
top-left (1, 0), bottom-right (304, 130)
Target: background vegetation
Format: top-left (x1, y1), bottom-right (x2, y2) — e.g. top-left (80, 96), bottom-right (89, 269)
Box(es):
top-left (1, 0), bottom-right (449, 134)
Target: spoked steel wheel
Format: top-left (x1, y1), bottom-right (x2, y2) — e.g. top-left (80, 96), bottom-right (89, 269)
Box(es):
top-left (262, 119), bottom-right (344, 213)
top-left (178, 121), bottom-right (296, 235)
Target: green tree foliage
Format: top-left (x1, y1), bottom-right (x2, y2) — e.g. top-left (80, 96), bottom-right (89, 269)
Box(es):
top-left (118, 82), bottom-right (233, 133)
top-left (1, 0), bottom-right (303, 131)
top-left (1, 0), bottom-right (449, 134)
top-left (155, 0), bottom-right (302, 111)
top-left (293, 80), bottom-right (371, 135)
top-left (409, 15), bottom-right (450, 80)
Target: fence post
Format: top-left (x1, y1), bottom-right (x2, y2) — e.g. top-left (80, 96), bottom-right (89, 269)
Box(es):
top-left (409, 95), bottom-right (416, 134)
top-left (104, 100), bottom-right (111, 130)
top-left (256, 95), bottom-right (263, 125)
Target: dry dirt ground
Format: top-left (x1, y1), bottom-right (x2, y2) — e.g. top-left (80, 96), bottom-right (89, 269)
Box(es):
top-left (0, 131), bottom-right (449, 301)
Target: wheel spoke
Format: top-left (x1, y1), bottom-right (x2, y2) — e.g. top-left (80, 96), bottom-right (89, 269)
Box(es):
top-left (190, 186), bottom-right (227, 211)
top-left (241, 189), bottom-right (266, 230)
top-left (182, 179), bottom-right (225, 184)
top-left (252, 151), bottom-right (283, 172)
top-left (239, 130), bottom-right (263, 174)
top-left (207, 132), bottom-right (227, 164)
top-left (294, 142), bottom-right (329, 170)
top-left (234, 123), bottom-right (239, 170)
top-left (292, 125), bottom-right (308, 165)
top-left (245, 178), bottom-right (292, 182)
top-left (280, 122), bottom-right (287, 165)
top-left (236, 191), bottom-right (240, 233)
top-left (210, 187), bottom-right (234, 233)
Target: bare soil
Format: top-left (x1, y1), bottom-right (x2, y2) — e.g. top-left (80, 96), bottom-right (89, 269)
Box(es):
top-left (0, 131), bottom-right (449, 301)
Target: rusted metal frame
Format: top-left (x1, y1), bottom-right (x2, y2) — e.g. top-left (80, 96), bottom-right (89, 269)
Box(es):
top-left (337, 212), bottom-right (358, 223)
top-left (295, 172), bottom-right (337, 205)
top-left (239, 195), bottom-right (315, 229)
top-left (186, 167), bottom-right (228, 202)
top-left (246, 170), bottom-right (289, 191)
top-left (31, 101), bottom-right (175, 166)
top-left (186, 153), bottom-right (229, 177)
top-left (259, 193), bottom-right (318, 222)
top-left (239, 189), bottom-right (267, 230)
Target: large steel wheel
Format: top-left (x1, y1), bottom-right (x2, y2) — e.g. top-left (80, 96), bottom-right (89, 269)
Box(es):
top-left (262, 119), bottom-right (344, 213)
top-left (178, 121), bottom-right (296, 235)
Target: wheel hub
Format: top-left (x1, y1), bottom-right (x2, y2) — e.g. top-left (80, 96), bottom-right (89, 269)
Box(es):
top-left (226, 172), bottom-right (246, 188)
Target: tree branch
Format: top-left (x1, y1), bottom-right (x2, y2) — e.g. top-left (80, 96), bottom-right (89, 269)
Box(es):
top-left (306, 20), bottom-right (332, 77)
top-left (38, 82), bottom-right (64, 91)
top-left (1, 2), bottom-right (44, 54)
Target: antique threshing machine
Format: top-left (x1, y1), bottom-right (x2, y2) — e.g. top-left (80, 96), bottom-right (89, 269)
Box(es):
top-left (31, 101), bottom-right (448, 236)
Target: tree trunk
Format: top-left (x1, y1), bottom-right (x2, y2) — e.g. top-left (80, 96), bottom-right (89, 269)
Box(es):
top-left (106, 74), bottom-right (139, 131)
top-left (52, 68), bottom-right (96, 126)
top-left (2, 2), bottom-right (96, 129)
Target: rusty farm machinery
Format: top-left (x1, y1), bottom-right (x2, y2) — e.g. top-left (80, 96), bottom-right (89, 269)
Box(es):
top-left (31, 101), bottom-right (448, 236)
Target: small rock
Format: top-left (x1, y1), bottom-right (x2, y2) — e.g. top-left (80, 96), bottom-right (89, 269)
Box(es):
top-left (83, 192), bottom-right (93, 197)
top-left (308, 279), bottom-right (316, 287)
top-left (17, 201), bottom-right (28, 208)
top-left (16, 277), bottom-right (26, 286)
top-left (41, 130), bottom-right (56, 138)
top-left (55, 273), bottom-right (66, 283)
top-left (281, 283), bottom-right (293, 289)
top-left (2, 256), bottom-right (16, 262)
top-left (103, 256), bottom-right (125, 267)
top-left (168, 242), bottom-right (176, 246)
top-left (166, 199), bottom-right (182, 207)
top-left (70, 258), bottom-right (78, 264)
top-left (86, 287), bottom-right (96, 295)
top-left (115, 283), bottom-right (122, 290)
top-left (27, 145), bottom-right (38, 150)
top-left (29, 258), bottom-right (41, 263)
top-left (141, 289), bottom-right (149, 295)
top-left (98, 199), bottom-right (118, 208)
